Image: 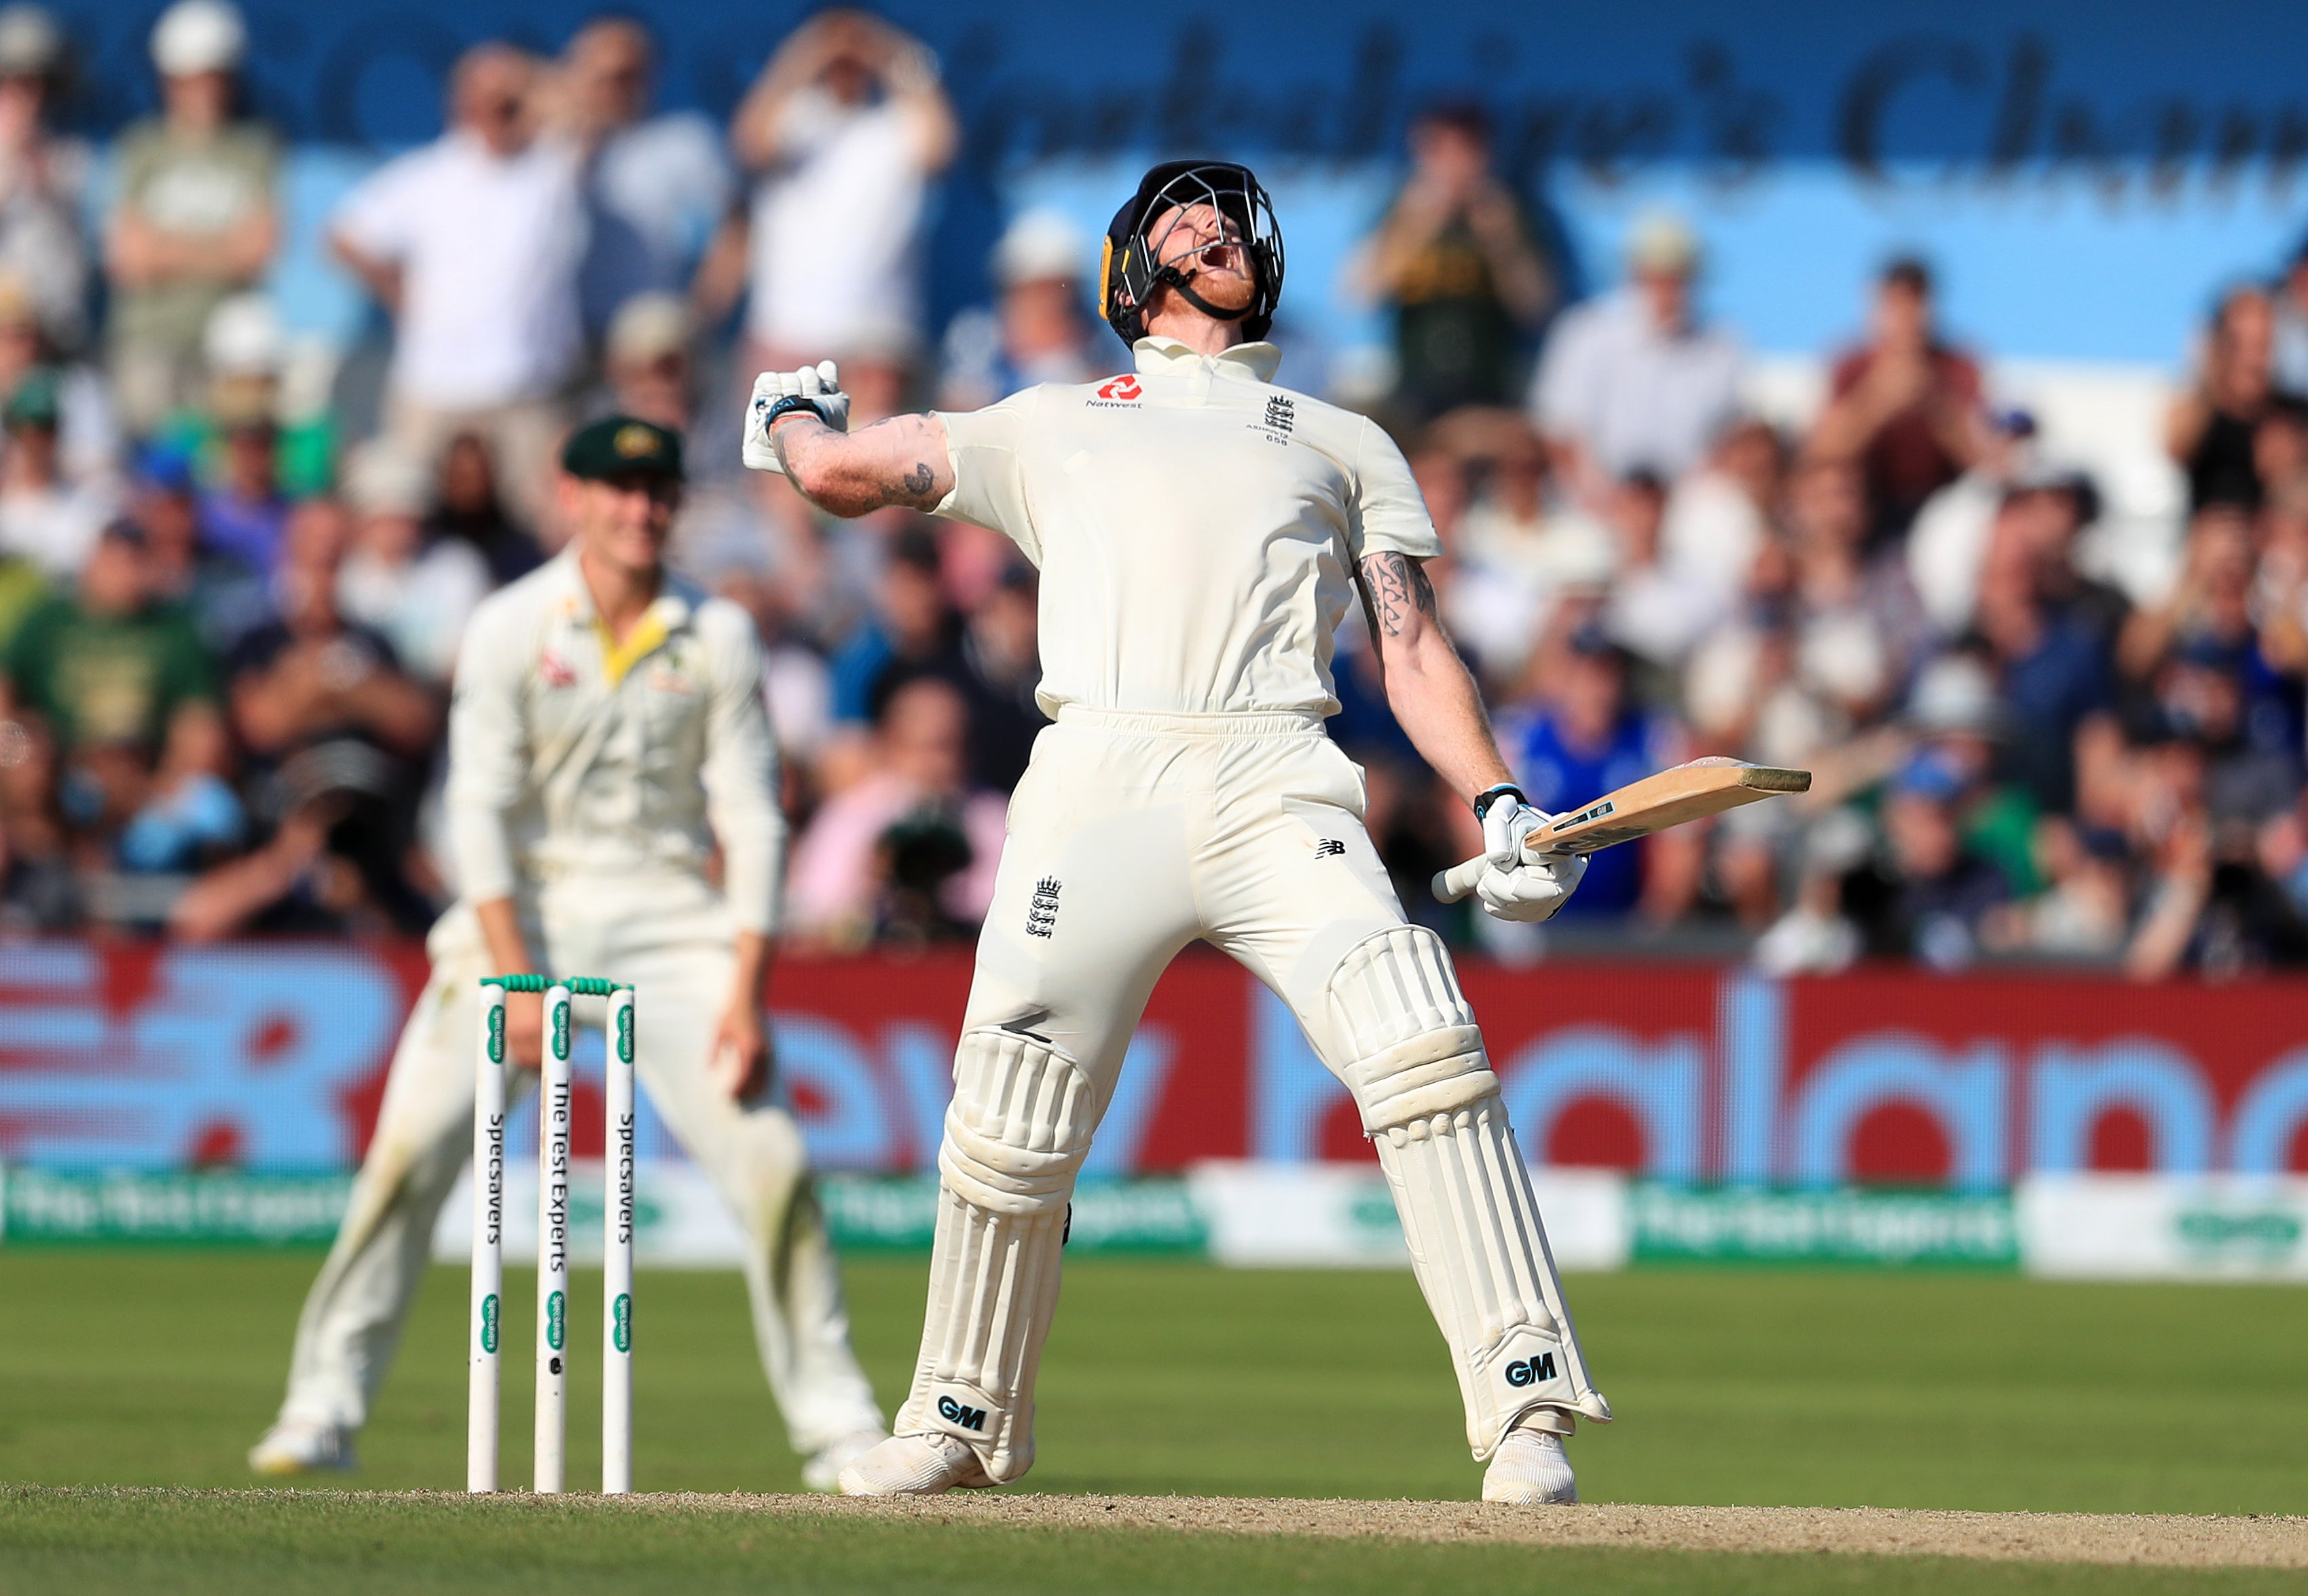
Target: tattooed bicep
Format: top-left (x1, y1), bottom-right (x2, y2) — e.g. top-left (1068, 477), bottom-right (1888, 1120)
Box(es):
top-left (1356, 550), bottom-right (1438, 639)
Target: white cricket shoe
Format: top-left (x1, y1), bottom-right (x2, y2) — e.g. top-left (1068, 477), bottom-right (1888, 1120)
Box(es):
top-left (248, 1418), bottom-right (357, 1477)
top-left (801, 1428), bottom-right (890, 1493)
top-left (1481, 1428), bottom-right (1577, 1504)
top-left (836, 1432), bottom-right (994, 1496)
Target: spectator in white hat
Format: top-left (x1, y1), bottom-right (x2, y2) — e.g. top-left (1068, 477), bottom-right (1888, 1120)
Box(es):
top-left (1528, 208), bottom-right (1742, 507)
top-left (0, 4), bottom-right (92, 354)
top-left (103, 0), bottom-right (278, 435)
top-left (331, 43), bottom-right (585, 533)
top-left (600, 290), bottom-right (695, 432)
top-left (935, 207), bottom-right (1099, 411)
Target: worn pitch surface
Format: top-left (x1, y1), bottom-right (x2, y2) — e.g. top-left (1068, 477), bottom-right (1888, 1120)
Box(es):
top-left (12, 1487), bottom-right (2308, 1570)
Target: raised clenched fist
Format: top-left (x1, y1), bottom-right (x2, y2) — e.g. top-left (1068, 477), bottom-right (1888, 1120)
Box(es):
top-left (742, 360), bottom-right (849, 474)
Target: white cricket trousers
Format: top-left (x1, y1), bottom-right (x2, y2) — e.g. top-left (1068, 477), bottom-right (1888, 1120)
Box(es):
top-left (270, 868), bottom-right (883, 1455)
top-left (894, 707), bottom-right (1606, 1481)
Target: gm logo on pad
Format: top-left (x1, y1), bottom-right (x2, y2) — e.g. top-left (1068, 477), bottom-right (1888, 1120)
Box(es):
top-left (1505, 1352), bottom-right (1557, 1388)
top-left (936, 1394), bottom-right (988, 1431)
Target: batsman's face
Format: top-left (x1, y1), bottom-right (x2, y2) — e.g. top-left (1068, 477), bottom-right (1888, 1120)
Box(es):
top-left (566, 473), bottom-right (678, 575)
top-left (1148, 201), bottom-right (1256, 314)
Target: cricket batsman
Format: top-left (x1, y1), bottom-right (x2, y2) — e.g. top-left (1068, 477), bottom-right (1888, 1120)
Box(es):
top-left (249, 417), bottom-right (887, 1489)
top-left (745, 161), bottom-right (1610, 1504)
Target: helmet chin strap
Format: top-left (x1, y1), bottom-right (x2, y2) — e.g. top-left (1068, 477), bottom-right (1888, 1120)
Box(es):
top-left (1153, 265), bottom-right (1254, 326)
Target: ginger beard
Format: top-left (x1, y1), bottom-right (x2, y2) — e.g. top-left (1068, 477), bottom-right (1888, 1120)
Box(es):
top-left (1144, 200), bottom-right (1258, 320)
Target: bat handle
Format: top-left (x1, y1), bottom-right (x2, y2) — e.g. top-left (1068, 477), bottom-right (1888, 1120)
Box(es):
top-left (1432, 853), bottom-right (1490, 904)
top-left (1433, 836), bottom-right (1567, 904)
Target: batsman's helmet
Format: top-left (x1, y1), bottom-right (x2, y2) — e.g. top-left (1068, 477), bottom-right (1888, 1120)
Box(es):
top-left (1099, 160), bottom-right (1285, 347)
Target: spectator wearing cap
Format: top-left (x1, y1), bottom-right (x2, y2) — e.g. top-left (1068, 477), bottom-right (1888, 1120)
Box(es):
top-left (132, 442), bottom-right (265, 653)
top-left (0, 4), bottom-right (92, 354)
top-left (1903, 652), bottom-right (2040, 896)
top-left (703, 10), bottom-right (955, 372)
top-left (1852, 751), bottom-right (2013, 969)
top-left (1972, 518), bottom-right (2117, 815)
top-left (0, 274), bottom-right (115, 487)
top-left (194, 373), bottom-right (287, 573)
top-left (336, 443), bottom-right (490, 686)
top-left (2002, 470), bottom-right (2128, 650)
top-left (0, 367), bottom-right (115, 576)
top-left (156, 293), bottom-right (333, 502)
top-left (1499, 625), bottom-right (1687, 921)
top-left (1809, 257), bottom-right (1985, 541)
top-left (0, 519), bottom-right (229, 855)
top-left (2148, 635), bottom-right (2299, 827)
top-left (1348, 101), bottom-right (1554, 422)
top-left (331, 43), bottom-right (585, 533)
top-left (552, 17), bottom-right (733, 342)
top-left (1528, 210), bottom-right (1742, 505)
top-left (104, 0), bottom-right (279, 436)
top-left (936, 208), bottom-right (1099, 413)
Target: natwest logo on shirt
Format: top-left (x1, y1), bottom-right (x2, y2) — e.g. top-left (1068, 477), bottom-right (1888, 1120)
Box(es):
top-left (1088, 373), bottom-right (1142, 406)
top-left (537, 652), bottom-right (577, 689)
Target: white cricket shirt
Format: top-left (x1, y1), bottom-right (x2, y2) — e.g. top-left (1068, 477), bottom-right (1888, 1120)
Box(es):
top-left (444, 550), bottom-right (786, 933)
top-left (932, 337), bottom-right (1441, 717)
top-left (746, 95), bottom-right (928, 352)
top-left (333, 130), bottom-right (586, 409)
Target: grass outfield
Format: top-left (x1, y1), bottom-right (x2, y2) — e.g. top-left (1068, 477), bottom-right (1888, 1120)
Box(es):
top-left (2, 1250), bottom-right (2304, 1592)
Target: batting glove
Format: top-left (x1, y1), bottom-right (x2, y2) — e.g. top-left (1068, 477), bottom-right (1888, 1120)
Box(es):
top-left (742, 360), bottom-right (849, 475)
top-left (1476, 848), bottom-right (1588, 923)
top-left (1476, 783), bottom-right (1541, 868)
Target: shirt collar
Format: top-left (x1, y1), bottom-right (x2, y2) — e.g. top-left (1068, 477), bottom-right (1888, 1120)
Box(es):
top-left (1133, 335), bottom-right (1283, 383)
top-left (551, 546), bottom-right (692, 631)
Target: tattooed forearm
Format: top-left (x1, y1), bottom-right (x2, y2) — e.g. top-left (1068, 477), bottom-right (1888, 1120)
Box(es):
top-left (1357, 551), bottom-right (1438, 638)
top-left (776, 413), bottom-right (953, 517)
top-left (766, 411), bottom-right (821, 477)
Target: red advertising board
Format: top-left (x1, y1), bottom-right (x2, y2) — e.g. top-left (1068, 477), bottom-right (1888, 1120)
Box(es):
top-left (2, 942), bottom-right (2305, 1183)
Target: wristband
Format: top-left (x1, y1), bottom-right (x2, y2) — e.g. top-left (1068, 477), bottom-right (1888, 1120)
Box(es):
top-left (762, 394), bottom-right (830, 430)
top-left (1471, 783), bottom-right (1526, 822)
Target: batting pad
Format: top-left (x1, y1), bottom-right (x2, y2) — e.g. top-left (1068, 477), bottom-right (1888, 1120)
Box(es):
top-left (897, 1025), bottom-right (1097, 1483)
top-left (1327, 927), bottom-right (1612, 1458)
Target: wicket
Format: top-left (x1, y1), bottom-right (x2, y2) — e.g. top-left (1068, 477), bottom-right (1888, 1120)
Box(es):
top-left (469, 974), bottom-right (637, 1494)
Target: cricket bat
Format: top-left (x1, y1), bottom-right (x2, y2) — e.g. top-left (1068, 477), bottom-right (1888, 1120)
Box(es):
top-left (1432, 758), bottom-right (1812, 904)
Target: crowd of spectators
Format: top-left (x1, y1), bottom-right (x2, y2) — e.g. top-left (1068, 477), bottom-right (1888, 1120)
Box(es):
top-left (0, 5), bottom-right (2304, 980)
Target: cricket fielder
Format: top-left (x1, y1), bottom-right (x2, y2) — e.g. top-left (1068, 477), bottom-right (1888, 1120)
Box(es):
top-left (746, 162), bottom-right (1609, 1505)
top-left (249, 416), bottom-right (887, 1489)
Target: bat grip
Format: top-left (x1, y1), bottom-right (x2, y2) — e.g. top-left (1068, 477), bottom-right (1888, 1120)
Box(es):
top-left (1433, 836), bottom-right (1566, 904)
top-left (1432, 853), bottom-right (1490, 904)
